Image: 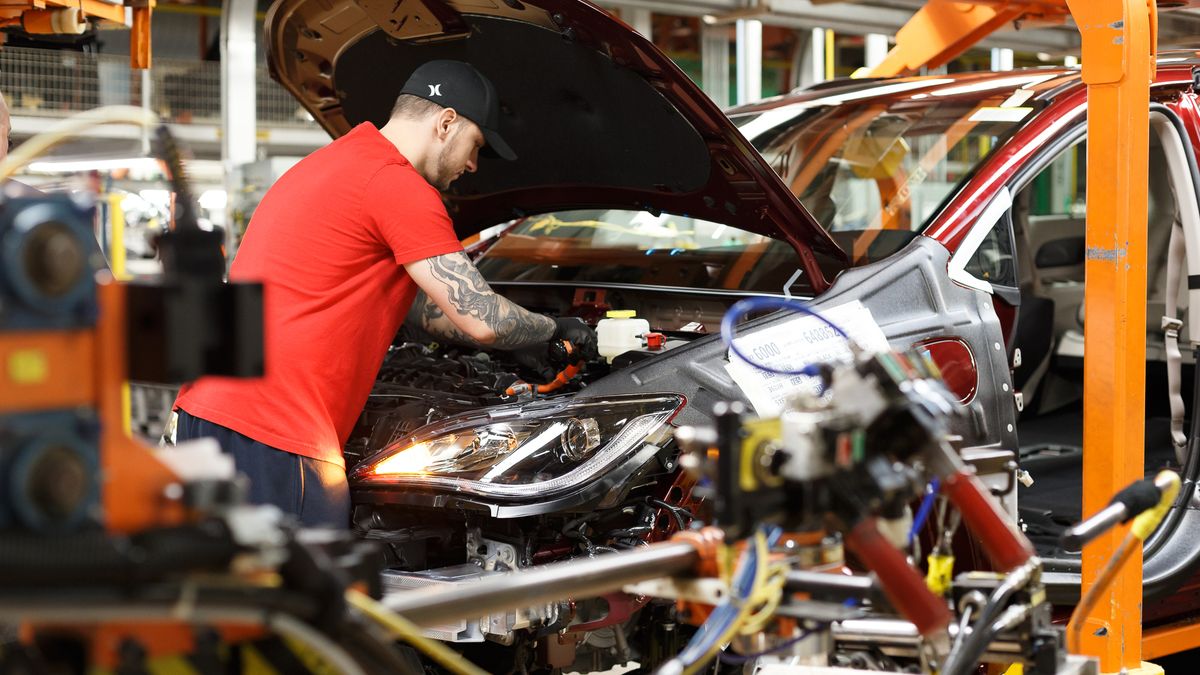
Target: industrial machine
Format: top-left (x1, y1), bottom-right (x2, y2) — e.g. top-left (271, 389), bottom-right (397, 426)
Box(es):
top-left (0, 109), bottom-right (419, 675)
top-left (0, 124), bottom-right (1173, 672)
top-left (367, 299), bottom-right (1178, 675)
top-left (0, 0), bottom-right (1182, 668)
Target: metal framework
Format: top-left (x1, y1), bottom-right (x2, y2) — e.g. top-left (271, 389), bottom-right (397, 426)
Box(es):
top-left (872, 1), bottom-right (1166, 671)
top-left (0, 0), bottom-right (154, 68)
top-left (220, 0), bottom-right (259, 261)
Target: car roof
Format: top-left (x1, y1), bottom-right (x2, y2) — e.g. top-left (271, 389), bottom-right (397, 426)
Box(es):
top-left (727, 51), bottom-right (1200, 117)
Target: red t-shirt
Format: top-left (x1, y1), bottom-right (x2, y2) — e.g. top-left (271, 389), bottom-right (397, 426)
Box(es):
top-left (177, 123), bottom-right (463, 468)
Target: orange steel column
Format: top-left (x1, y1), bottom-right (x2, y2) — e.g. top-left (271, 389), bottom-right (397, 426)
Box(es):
top-left (1063, 0), bottom-right (1156, 672)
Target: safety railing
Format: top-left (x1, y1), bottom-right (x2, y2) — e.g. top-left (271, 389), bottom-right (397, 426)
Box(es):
top-left (0, 46), bottom-right (315, 127)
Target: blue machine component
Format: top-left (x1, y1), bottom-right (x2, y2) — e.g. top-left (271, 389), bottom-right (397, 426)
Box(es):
top-left (0, 196), bottom-right (101, 331)
top-left (0, 195), bottom-right (104, 533)
top-left (0, 410), bottom-right (101, 532)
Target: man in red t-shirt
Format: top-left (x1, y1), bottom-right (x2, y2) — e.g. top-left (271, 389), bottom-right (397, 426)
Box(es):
top-left (174, 61), bottom-right (596, 526)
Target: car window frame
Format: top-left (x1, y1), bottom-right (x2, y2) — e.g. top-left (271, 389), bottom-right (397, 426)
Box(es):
top-left (948, 120), bottom-right (1088, 304)
top-left (987, 104), bottom-right (1200, 573)
top-left (947, 186), bottom-right (1016, 299)
top-left (741, 98), bottom-right (1042, 269)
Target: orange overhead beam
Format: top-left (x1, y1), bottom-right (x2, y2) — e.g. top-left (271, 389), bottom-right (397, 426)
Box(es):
top-left (870, 0), bottom-right (1026, 77)
top-left (868, 0), bottom-right (1184, 79)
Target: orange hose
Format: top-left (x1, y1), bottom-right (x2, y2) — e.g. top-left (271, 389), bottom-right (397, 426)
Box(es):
top-left (1067, 532), bottom-right (1138, 654)
top-left (504, 361), bottom-right (583, 397)
top-left (536, 362), bottom-right (581, 393)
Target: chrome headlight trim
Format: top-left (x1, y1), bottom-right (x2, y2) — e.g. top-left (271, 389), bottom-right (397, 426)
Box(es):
top-left (351, 394), bottom-right (683, 499)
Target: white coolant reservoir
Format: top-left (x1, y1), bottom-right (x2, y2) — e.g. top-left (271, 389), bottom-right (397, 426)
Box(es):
top-left (596, 310), bottom-right (650, 363)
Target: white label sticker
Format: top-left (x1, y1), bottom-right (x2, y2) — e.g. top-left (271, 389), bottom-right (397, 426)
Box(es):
top-left (724, 300), bottom-right (890, 416)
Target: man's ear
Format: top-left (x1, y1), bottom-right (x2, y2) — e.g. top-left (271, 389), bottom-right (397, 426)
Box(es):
top-left (435, 108), bottom-right (459, 140)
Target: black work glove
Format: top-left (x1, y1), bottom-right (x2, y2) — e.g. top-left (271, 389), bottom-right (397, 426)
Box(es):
top-left (552, 317), bottom-right (598, 361)
top-left (510, 343), bottom-right (556, 381)
top-left (509, 318), bottom-right (597, 381)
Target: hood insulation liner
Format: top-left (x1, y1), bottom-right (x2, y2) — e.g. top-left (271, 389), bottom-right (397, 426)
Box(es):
top-left (334, 16), bottom-right (712, 199)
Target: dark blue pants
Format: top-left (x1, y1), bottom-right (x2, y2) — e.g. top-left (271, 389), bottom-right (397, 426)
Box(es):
top-left (175, 410), bottom-right (350, 528)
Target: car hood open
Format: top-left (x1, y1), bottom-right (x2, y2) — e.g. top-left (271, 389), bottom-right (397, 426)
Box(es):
top-left (264, 0), bottom-right (847, 273)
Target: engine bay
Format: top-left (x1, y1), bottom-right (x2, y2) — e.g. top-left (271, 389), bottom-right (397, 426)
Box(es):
top-left (343, 285), bottom-right (716, 467)
top-left (342, 288), bottom-right (716, 673)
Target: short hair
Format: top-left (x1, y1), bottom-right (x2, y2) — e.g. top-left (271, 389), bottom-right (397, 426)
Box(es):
top-left (390, 93), bottom-right (444, 120)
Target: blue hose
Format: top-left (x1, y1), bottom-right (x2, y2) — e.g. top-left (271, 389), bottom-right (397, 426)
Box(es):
top-left (907, 477), bottom-right (941, 548)
top-left (720, 297), bottom-right (851, 376)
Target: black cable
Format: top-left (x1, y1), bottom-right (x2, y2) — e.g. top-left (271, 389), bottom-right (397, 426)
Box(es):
top-left (153, 125), bottom-right (199, 232)
top-left (0, 522), bottom-right (240, 587)
top-left (148, 124), bottom-right (226, 279)
top-left (940, 567), bottom-right (1031, 675)
top-left (607, 526), bottom-right (653, 539)
top-left (646, 498), bottom-right (690, 531)
top-left (561, 512), bottom-right (600, 536)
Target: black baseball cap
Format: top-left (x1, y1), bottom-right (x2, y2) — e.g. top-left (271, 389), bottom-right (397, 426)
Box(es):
top-left (400, 60), bottom-right (517, 161)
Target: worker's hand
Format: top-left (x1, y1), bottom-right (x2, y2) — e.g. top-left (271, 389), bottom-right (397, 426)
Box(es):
top-left (552, 317), bottom-right (598, 361)
top-left (510, 343), bottom-right (557, 381)
top-left (509, 318), bottom-right (596, 382)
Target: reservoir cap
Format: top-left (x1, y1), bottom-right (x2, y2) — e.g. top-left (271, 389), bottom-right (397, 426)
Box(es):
top-left (606, 310), bottom-right (637, 319)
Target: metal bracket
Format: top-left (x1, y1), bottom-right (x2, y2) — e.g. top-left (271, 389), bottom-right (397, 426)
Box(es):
top-left (622, 577), bottom-right (730, 605)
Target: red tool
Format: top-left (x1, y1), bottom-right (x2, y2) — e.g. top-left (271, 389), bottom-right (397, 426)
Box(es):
top-left (845, 517), bottom-right (952, 644)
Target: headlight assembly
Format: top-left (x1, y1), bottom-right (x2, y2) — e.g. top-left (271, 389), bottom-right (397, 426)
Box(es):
top-left (350, 394), bottom-right (683, 499)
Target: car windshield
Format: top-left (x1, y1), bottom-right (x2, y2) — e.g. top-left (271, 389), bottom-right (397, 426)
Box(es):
top-left (736, 83), bottom-right (1038, 264)
top-left (475, 210), bottom-right (810, 295)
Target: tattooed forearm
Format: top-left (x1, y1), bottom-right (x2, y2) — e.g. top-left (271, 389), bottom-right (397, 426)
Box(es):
top-left (405, 291), bottom-right (479, 346)
top-left (421, 252), bottom-right (555, 349)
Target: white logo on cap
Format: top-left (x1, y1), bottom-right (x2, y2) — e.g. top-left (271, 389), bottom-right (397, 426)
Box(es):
top-left (428, 84), bottom-right (442, 97)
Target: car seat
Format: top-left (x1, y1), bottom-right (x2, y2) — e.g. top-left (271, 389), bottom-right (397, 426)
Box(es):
top-left (1056, 137), bottom-right (1186, 361)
